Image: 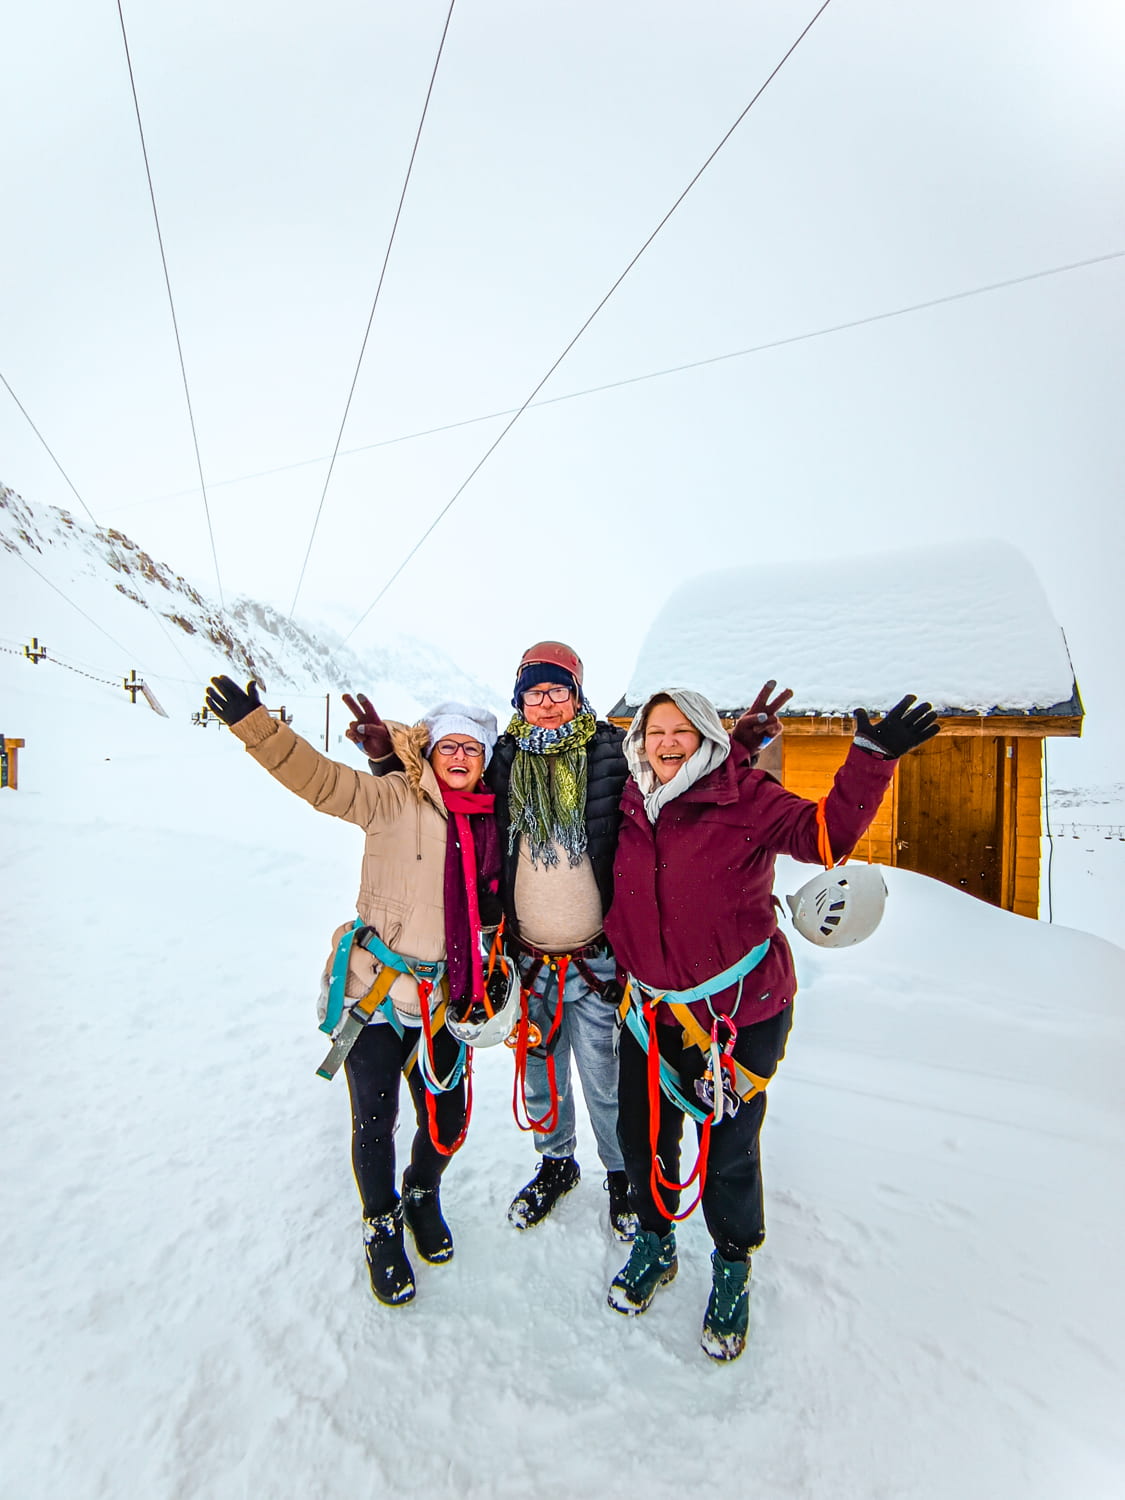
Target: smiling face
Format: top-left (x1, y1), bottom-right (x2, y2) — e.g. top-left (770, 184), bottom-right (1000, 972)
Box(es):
top-left (429, 734), bottom-right (486, 793)
top-left (643, 699), bottom-right (703, 785)
top-left (520, 680), bottom-right (577, 730)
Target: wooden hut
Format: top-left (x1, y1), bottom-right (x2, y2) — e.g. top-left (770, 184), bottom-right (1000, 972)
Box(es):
top-left (609, 540), bottom-right (1082, 918)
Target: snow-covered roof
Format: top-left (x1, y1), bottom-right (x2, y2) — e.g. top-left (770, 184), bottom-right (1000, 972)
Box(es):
top-left (623, 539), bottom-right (1078, 716)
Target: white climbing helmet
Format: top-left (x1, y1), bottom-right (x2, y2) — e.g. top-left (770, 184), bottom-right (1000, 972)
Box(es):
top-left (445, 961), bottom-right (521, 1048)
top-left (785, 865), bottom-right (888, 948)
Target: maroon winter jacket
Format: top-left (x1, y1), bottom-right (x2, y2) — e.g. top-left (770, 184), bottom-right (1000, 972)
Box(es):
top-left (604, 745), bottom-right (897, 1031)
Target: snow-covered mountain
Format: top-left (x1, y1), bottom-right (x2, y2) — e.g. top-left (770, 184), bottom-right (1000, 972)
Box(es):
top-left (1, 482), bottom-right (505, 733)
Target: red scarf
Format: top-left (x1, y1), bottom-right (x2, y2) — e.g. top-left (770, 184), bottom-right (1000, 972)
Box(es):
top-left (437, 780), bottom-right (498, 1007)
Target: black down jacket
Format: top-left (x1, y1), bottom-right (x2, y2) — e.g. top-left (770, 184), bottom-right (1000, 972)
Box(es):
top-left (486, 721), bottom-right (628, 940)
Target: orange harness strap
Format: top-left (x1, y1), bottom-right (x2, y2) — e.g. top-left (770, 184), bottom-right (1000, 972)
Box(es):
top-left (815, 796), bottom-right (836, 870)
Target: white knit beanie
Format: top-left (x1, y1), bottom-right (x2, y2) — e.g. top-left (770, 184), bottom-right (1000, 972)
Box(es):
top-left (420, 701), bottom-right (499, 766)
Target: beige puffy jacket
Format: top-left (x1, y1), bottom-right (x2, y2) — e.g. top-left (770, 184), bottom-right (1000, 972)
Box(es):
top-left (231, 705), bottom-right (450, 1019)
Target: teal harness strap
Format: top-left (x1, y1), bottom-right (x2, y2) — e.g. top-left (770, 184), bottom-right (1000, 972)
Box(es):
top-left (622, 1001), bottom-right (710, 1124)
top-left (322, 920), bottom-right (438, 1043)
top-left (415, 1032), bottom-right (467, 1094)
top-left (632, 940), bottom-right (771, 1008)
top-left (623, 939), bottom-right (773, 1123)
top-left (320, 919), bottom-right (364, 1036)
top-left (358, 927), bottom-right (447, 986)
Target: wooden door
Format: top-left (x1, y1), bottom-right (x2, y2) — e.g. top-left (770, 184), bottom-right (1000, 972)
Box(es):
top-left (894, 736), bottom-right (1009, 905)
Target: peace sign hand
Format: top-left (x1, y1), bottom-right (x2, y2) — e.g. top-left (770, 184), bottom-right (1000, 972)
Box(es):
top-left (732, 680), bottom-right (794, 757)
top-left (342, 692), bottom-right (393, 760)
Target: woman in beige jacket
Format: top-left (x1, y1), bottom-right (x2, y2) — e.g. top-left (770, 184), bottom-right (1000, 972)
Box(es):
top-left (206, 676), bottom-right (501, 1306)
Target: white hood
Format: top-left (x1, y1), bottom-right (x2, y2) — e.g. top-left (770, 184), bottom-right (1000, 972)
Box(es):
top-left (623, 688), bottom-right (732, 823)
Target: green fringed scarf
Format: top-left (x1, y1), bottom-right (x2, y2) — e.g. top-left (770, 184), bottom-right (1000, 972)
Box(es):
top-left (506, 709), bottom-right (598, 868)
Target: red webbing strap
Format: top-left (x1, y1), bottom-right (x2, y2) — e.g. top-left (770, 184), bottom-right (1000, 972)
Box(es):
top-left (425, 1051), bottom-right (472, 1158)
top-left (418, 979), bottom-right (472, 1157)
top-left (645, 999), bottom-right (711, 1223)
top-left (510, 953), bottom-right (568, 1134)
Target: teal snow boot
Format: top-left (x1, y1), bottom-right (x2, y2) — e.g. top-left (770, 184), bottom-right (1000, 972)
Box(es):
top-left (607, 1228), bottom-right (677, 1315)
top-left (700, 1250), bottom-right (751, 1361)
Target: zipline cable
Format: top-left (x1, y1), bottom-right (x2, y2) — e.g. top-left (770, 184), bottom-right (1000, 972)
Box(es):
top-left (12, 541), bottom-right (205, 692)
top-left (115, 0), bottom-right (224, 608)
top-left (0, 374), bottom-right (102, 527)
top-left (287, 0), bottom-right (459, 620)
top-left (1, 390), bottom-right (209, 686)
top-left (12, 550), bottom-right (150, 665)
top-left (117, 246), bottom-right (1125, 514)
top-left (338, 0), bottom-right (835, 644)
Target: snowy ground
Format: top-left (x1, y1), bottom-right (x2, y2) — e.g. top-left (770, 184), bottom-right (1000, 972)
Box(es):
top-left (2, 661), bottom-right (1124, 1500)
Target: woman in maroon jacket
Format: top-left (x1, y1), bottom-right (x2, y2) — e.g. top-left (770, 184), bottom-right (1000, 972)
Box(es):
top-left (603, 686), bottom-right (939, 1361)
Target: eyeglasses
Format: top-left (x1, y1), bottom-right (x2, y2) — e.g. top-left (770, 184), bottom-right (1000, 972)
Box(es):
top-left (521, 686), bottom-right (573, 706)
top-left (434, 740), bottom-right (484, 758)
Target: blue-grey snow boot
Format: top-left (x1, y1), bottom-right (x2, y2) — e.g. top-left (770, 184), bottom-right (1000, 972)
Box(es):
top-left (607, 1228), bottom-right (677, 1315)
top-left (362, 1200), bottom-right (416, 1305)
top-left (700, 1250), bottom-right (751, 1361)
top-left (508, 1154), bottom-right (580, 1229)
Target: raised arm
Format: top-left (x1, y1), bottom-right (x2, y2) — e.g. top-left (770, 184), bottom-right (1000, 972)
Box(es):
top-left (749, 694), bottom-right (940, 864)
top-left (207, 677), bottom-right (410, 827)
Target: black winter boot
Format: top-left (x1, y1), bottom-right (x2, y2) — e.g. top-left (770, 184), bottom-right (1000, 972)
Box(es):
top-left (700, 1250), bottom-right (751, 1361)
top-left (607, 1227), bottom-right (678, 1315)
top-left (402, 1178), bottom-right (453, 1264)
top-left (507, 1155), bottom-right (580, 1229)
top-left (362, 1200), bottom-right (415, 1305)
top-left (605, 1171), bottom-right (638, 1242)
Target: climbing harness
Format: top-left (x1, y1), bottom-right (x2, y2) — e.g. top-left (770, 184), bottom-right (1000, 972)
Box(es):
top-left (314, 919), bottom-right (470, 1155)
top-left (509, 950), bottom-right (569, 1134)
top-left (505, 936), bottom-right (614, 1134)
top-left (618, 940), bottom-right (774, 1223)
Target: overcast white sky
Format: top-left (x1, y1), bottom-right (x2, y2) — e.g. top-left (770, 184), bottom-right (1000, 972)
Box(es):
top-left (3, 0), bottom-right (1122, 778)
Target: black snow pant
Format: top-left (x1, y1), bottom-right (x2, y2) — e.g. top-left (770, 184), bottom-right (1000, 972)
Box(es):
top-left (343, 1018), bottom-right (466, 1220)
top-left (616, 1004), bottom-right (793, 1260)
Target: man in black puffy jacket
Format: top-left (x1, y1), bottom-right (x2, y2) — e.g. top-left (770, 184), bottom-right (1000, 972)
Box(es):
top-left (485, 641), bottom-right (636, 1239)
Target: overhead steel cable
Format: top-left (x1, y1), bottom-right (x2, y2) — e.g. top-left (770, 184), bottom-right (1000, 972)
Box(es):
top-left (112, 245), bottom-right (1125, 515)
top-left (115, 0), bottom-right (224, 607)
top-left (0, 374), bottom-right (101, 526)
top-left (13, 533), bottom-right (211, 688)
top-left (287, 0), bottom-right (459, 620)
top-left (338, 0), bottom-right (836, 646)
top-left (12, 550), bottom-right (149, 664)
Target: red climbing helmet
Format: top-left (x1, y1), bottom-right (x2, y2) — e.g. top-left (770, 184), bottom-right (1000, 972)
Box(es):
top-left (516, 641), bottom-right (584, 687)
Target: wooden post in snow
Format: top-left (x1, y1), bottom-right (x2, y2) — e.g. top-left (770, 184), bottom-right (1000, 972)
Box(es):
top-left (1, 736), bottom-right (26, 789)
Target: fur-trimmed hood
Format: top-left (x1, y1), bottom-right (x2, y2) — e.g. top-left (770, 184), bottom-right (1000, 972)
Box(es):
top-left (388, 720), bottom-right (436, 801)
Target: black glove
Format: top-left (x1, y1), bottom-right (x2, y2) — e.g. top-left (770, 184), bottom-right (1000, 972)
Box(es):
top-left (206, 675), bottom-right (262, 726)
top-left (853, 695), bottom-right (940, 759)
